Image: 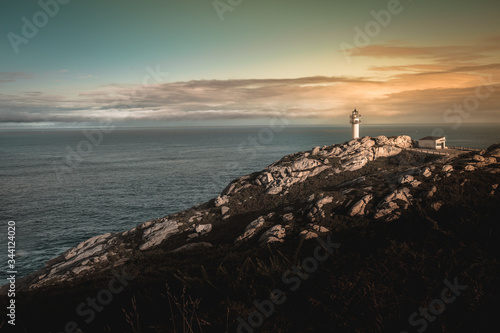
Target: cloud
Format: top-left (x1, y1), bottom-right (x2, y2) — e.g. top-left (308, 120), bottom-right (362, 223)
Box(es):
top-left (349, 35), bottom-right (500, 63)
top-left (1, 38), bottom-right (499, 126)
top-left (1, 71), bottom-right (498, 125)
top-left (0, 72), bottom-right (35, 83)
top-left (79, 74), bottom-right (98, 79)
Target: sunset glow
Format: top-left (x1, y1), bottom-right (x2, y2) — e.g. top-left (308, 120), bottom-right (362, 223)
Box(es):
top-left (1, 0), bottom-right (499, 127)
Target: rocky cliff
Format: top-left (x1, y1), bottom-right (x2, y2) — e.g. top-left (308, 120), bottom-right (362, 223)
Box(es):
top-left (2, 135), bottom-right (500, 333)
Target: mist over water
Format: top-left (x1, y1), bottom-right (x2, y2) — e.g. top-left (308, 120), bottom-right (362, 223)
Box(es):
top-left (1, 124), bottom-right (499, 278)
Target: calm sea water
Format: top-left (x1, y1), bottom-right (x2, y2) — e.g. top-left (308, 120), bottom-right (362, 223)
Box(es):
top-left (1, 124), bottom-right (499, 278)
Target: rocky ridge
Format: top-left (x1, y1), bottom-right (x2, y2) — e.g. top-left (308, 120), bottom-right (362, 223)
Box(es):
top-left (5, 135), bottom-right (500, 293)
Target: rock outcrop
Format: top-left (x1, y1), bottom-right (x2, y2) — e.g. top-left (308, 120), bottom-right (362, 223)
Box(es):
top-left (5, 135), bottom-right (500, 294)
top-left (254, 135), bottom-right (411, 195)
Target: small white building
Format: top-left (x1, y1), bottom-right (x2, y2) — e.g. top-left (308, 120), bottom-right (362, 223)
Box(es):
top-left (418, 136), bottom-right (446, 149)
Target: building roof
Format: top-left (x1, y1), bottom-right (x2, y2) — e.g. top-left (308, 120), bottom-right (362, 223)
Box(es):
top-left (419, 136), bottom-right (446, 141)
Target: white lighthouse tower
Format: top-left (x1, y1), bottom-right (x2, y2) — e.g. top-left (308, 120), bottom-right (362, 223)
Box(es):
top-left (349, 108), bottom-right (361, 139)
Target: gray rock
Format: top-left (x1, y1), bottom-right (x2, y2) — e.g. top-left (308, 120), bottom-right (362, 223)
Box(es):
top-left (465, 165), bottom-right (476, 171)
top-left (385, 187), bottom-right (412, 204)
top-left (291, 158), bottom-right (321, 171)
top-left (259, 172), bottom-right (274, 185)
top-left (316, 196), bottom-right (334, 208)
top-left (489, 148), bottom-right (500, 158)
top-left (329, 146), bottom-right (344, 156)
top-left (221, 206), bottom-right (230, 215)
top-left (348, 194), bottom-right (374, 216)
top-left (308, 224), bottom-right (329, 233)
top-left (480, 157), bottom-right (498, 165)
top-left (214, 195), bottom-right (229, 207)
top-left (411, 180), bottom-right (422, 188)
top-left (71, 265), bottom-right (92, 275)
top-left (259, 225), bottom-right (286, 245)
top-left (63, 233), bottom-right (113, 261)
top-left (398, 174), bottom-right (415, 184)
top-left (140, 220), bottom-right (180, 250)
top-left (341, 150), bottom-right (374, 171)
top-left (426, 186), bottom-right (437, 198)
top-left (347, 138), bottom-right (359, 146)
top-left (300, 230), bottom-right (318, 240)
top-left (195, 224), bottom-right (212, 235)
top-left (431, 201), bottom-right (443, 211)
top-left (386, 135), bottom-right (412, 148)
top-left (373, 145), bottom-right (402, 159)
top-left (282, 213), bottom-right (294, 222)
top-left (235, 216), bottom-right (267, 243)
top-left (266, 185), bottom-right (283, 195)
top-left (375, 135), bottom-right (388, 145)
top-left (443, 165), bottom-right (453, 172)
top-left (187, 233), bottom-right (199, 239)
top-left (265, 212), bottom-right (276, 219)
top-left (172, 242), bottom-right (212, 253)
top-left (421, 167), bottom-right (432, 178)
top-left (223, 183), bottom-right (237, 195)
top-left (360, 137), bottom-right (376, 148)
top-left (374, 201), bottom-right (400, 220)
top-left (309, 165), bottom-right (330, 177)
top-left (374, 187), bottom-right (412, 220)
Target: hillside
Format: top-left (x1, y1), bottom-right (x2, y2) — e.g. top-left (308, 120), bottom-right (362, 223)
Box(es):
top-left (2, 135), bottom-right (500, 333)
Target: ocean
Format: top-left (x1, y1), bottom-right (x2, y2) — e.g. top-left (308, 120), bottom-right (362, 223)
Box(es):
top-left (1, 124), bottom-right (500, 278)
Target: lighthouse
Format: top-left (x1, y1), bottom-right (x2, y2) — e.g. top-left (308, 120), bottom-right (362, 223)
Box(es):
top-left (349, 108), bottom-right (361, 139)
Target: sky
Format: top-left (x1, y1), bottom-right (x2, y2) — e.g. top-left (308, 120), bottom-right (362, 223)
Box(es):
top-left (0, 0), bottom-right (499, 127)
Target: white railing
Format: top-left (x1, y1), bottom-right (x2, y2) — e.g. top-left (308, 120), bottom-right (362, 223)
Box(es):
top-left (447, 146), bottom-right (482, 152)
top-left (404, 147), bottom-right (449, 156)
